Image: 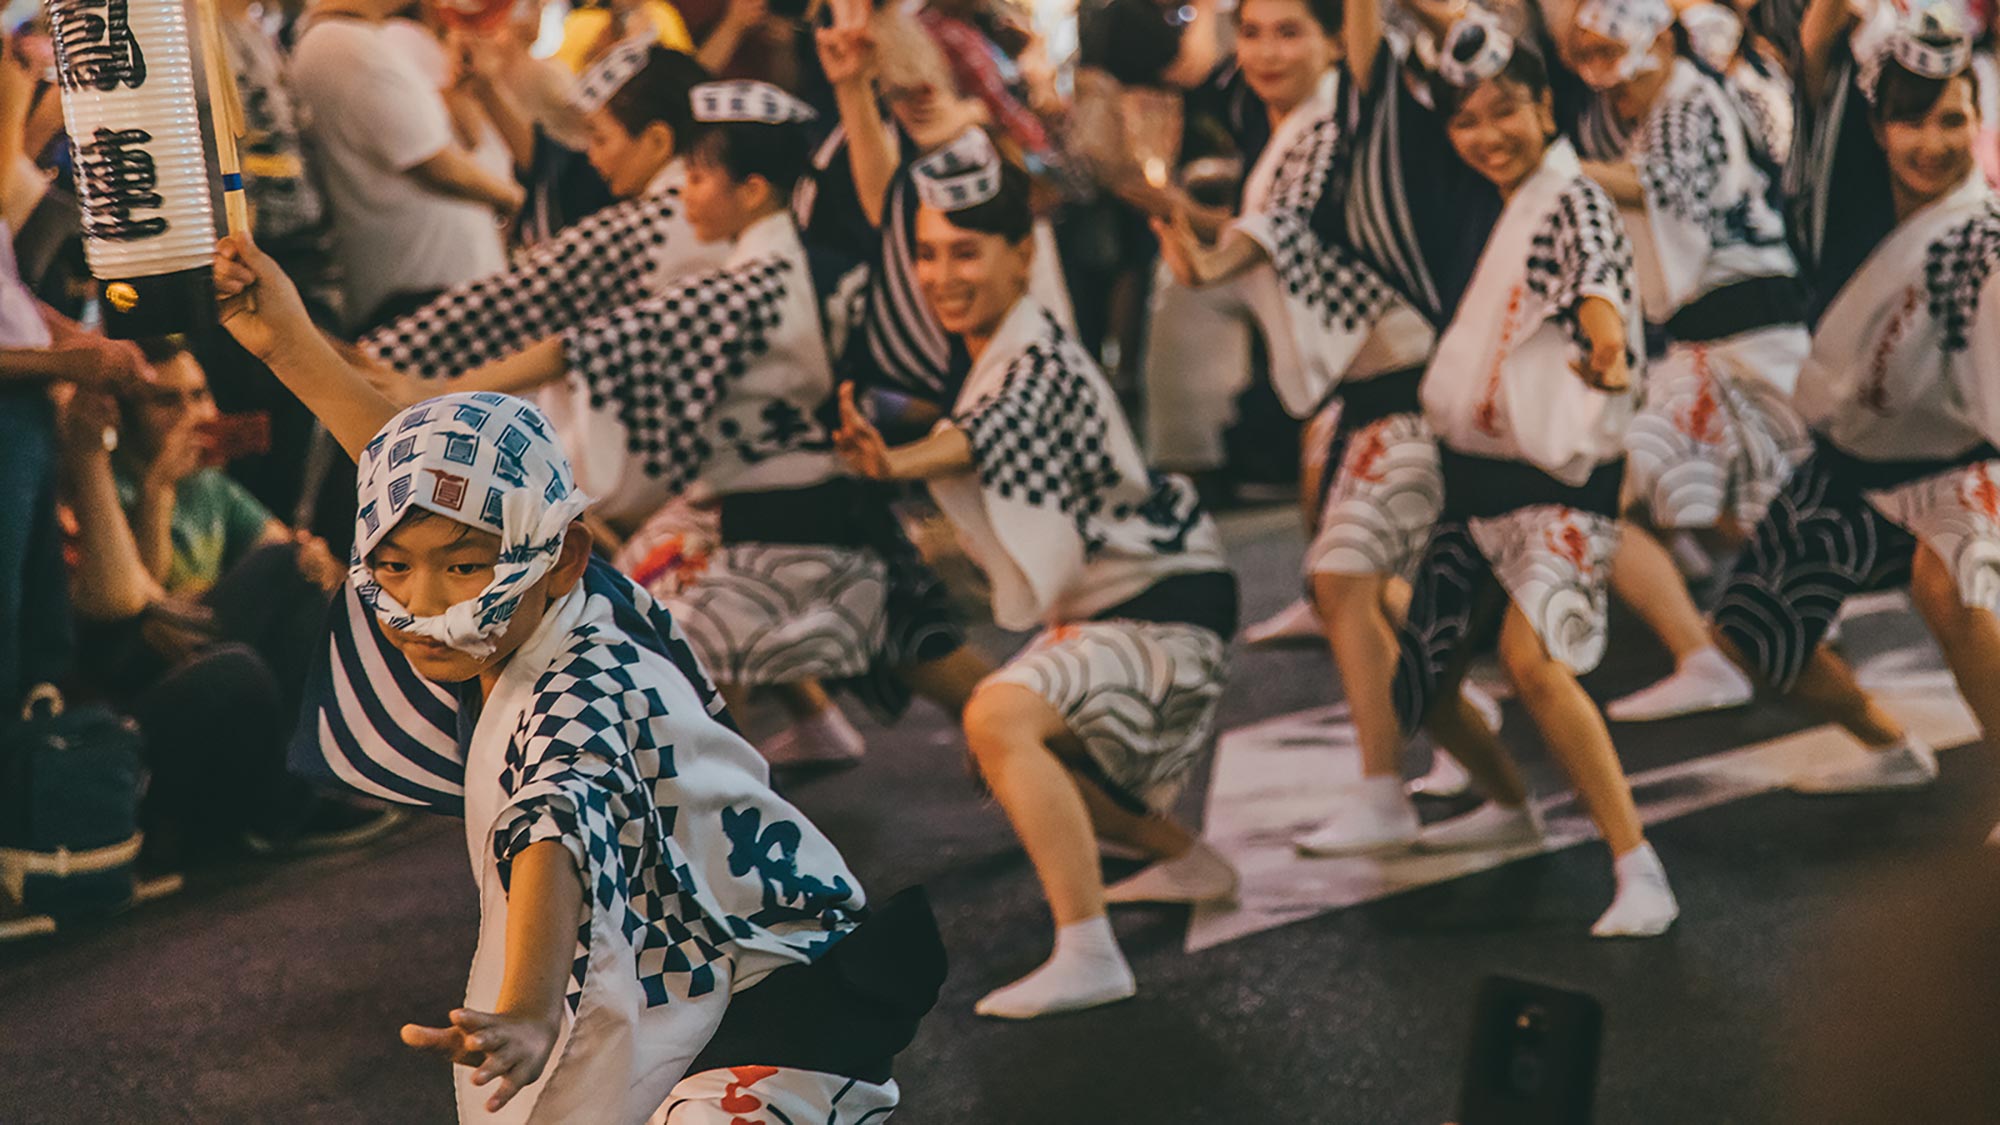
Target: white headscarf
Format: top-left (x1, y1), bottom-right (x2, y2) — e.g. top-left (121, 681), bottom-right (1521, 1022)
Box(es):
top-left (349, 393), bottom-right (593, 658)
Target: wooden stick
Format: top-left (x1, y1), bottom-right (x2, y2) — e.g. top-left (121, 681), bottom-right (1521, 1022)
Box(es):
top-left (195, 0), bottom-right (250, 236)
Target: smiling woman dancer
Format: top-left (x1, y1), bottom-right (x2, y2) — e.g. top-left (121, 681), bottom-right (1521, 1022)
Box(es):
top-left (1153, 0), bottom-right (1505, 854)
top-left (1710, 6), bottom-right (2000, 802)
top-left (836, 134), bottom-right (1242, 1019)
top-left (1556, 0), bottom-right (1813, 723)
top-left (1332, 3), bottom-right (1680, 936)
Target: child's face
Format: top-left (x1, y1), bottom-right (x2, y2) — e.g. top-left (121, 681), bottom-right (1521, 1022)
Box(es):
top-left (366, 512), bottom-right (588, 685)
top-left (585, 108), bottom-right (673, 200)
top-left (682, 155), bottom-right (771, 243)
top-left (1446, 79), bottom-right (1553, 194)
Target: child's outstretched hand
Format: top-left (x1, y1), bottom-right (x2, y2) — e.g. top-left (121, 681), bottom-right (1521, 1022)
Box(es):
top-left (402, 1006), bottom-right (559, 1114)
top-left (1572, 295), bottom-right (1631, 393)
top-left (214, 233), bottom-right (314, 364)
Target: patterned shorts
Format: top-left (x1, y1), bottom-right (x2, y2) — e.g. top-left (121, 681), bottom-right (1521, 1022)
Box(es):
top-left (1306, 410), bottom-right (1444, 578)
top-left (1392, 507), bottom-right (1620, 732)
top-left (667, 544), bottom-right (889, 686)
top-left (656, 1066), bottom-right (898, 1123)
top-left (986, 621), bottom-right (1230, 811)
top-left (1717, 452), bottom-right (2000, 691)
top-left (1624, 337), bottom-right (1810, 529)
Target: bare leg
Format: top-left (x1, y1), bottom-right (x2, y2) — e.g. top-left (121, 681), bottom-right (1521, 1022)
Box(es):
top-left (1714, 630), bottom-right (1904, 748)
top-left (898, 646), bottom-right (993, 722)
top-left (964, 683), bottom-right (1104, 925)
top-left (1499, 607), bottom-right (1645, 856)
top-left (1076, 775), bottom-right (1195, 861)
top-left (1314, 571), bottom-right (1405, 780)
top-left (1499, 606), bottom-right (1678, 935)
top-left (719, 684), bottom-right (751, 725)
top-left (1910, 543), bottom-right (2000, 745)
top-left (1423, 685), bottom-right (1530, 808)
top-left (774, 680), bottom-right (832, 721)
top-left (1612, 522), bottom-right (1718, 662)
top-left (964, 682), bottom-right (1136, 1018)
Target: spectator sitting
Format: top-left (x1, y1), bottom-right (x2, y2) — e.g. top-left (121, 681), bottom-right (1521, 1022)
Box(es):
top-left (57, 342), bottom-right (402, 862)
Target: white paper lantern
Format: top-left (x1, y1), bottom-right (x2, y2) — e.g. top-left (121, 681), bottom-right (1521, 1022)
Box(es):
top-left (46, 0), bottom-right (219, 336)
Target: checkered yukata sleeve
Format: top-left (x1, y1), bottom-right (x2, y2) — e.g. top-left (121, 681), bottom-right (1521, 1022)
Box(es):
top-left (362, 196), bottom-right (686, 381)
top-left (1246, 117), bottom-right (1395, 340)
top-left (1637, 92), bottom-right (1728, 239)
top-left (562, 256), bottom-right (795, 498)
top-left (490, 624), bottom-right (861, 1013)
top-left (957, 320), bottom-right (1122, 530)
top-left (1527, 178), bottom-right (1639, 366)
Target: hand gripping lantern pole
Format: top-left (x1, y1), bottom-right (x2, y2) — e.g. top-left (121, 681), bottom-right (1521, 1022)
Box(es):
top-left (44, 0), bottom-right (242, 336)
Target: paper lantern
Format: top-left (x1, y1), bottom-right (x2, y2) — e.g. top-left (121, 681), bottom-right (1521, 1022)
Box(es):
top-left (46, 0), bottom-right (220, 337)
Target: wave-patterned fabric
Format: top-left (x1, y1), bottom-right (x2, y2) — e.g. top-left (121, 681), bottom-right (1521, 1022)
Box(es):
top-left (1392, 524), bottom-right (1504, 734)
top-left (1390, 505), bottom-right (1619, 733)
top-left (1625, 334), bottom-right (1812, 528)
top-left (1863, 461), bottom-right (2000, 615)
top-left (666, 544), bottom-right (889, 686)
top-left (1469, 505), bottom-right (1621, 675)
top-left (1715, 451), bottom-right (1917, 690)
top-left (1306, 411), bottom-right (1443, 578)
top-left (986, 620), bottom-right (1229, 811)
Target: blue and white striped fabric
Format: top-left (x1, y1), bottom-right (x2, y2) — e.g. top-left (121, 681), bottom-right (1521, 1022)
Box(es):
top-left (290, 557), bottom-right (732, 816)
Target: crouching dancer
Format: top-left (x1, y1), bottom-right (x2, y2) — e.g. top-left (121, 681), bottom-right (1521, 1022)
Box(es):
top-left (212, 233), bottom-right (944, 1123)
top-left (835, 136), bottom-right (1240, 1020)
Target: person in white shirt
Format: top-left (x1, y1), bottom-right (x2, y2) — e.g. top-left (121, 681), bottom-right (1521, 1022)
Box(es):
top-left (289, 0), bottom-right (525, 329)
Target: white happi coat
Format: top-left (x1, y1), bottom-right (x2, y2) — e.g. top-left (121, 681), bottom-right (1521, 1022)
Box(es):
top-left (1422, 139), bottom-right (1642, 484)
top-left (1227, 69), bottom-right (1434, 417)
top-left (365, 162), bottom-right (733, 524)
top-left (1795, 172), bottom-right (2000, 463)
top-left (554, 211), bottom-right (857, 519)
top-left (459, 579), bottom-right (865, 1123)
top-left (928, 297), bottom-right (1227, 630)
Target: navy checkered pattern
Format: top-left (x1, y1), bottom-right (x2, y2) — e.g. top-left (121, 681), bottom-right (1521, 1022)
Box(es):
top-left (961, 314), bottom-right (1121, 528)
top-left (1924, 202), bottom-right (2000, 354)
top-left (491, 619), bottom-right (854, 1012)
top-left (364, 195), bottom-right (689, 381)
top-left (1262, 116), bottom-right (1394, 336)
top-left (1527, 179), bottom-right (1639, 366)
top-left (567, 257), bottom-right (794, 493)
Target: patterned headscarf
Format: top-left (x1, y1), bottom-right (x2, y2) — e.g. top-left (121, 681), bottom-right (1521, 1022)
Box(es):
top-left (350, 393), bottom-right (593, 658)
top-left (1574, 0), bottom-right (1676, 84)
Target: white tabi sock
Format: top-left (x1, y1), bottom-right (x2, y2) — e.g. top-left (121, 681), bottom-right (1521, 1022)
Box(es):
top-left (974, 915), bottom-right (1136, 1020)
top-left (1605, 646), bottom-right (1754, 723)
top-left (1105, 841), bottom-right (1239, 905)
top-left (1591, 843), bottom-right (1680, 938)
top-left (760, 706), bottom-right (866, 767)
top-left (1293, 776), bottom-right (1420, 857)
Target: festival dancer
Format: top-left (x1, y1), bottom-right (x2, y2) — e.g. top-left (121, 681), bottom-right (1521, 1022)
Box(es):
top-left (806, 3), bottom-right (1076, 404)
top-left (1151, 0), bottom-right (1492, 853)
top-left (1341, 6), bottom-right (1681, 935)
top-left (211, 237), bottom-right (943, 1123)
top-left (364, 80), bottom-right (890, 724)
top-left (1712, 7), bottom-right (2000, 800)
top-left (834, 137), bottom-right (1241, 1017)
top-left (1557, 0), bottom-right (1812, 723)
top-left (1678, 2), bottom-right (1796, 163)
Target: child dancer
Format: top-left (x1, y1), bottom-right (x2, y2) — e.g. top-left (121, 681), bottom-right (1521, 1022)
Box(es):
top-left (1346, 9), bottom-right (1680, 935)
top-left (1560, 0), bottom-right (1812, 722)
top-left (835, 136), bottom-right (1241, 1017)
top-left (1713, 9), bottom-right (2000, 799)
top-left (212, 237), bottom-right (943, 1123)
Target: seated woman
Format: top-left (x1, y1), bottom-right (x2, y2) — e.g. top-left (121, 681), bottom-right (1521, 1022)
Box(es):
top-left (1368, 16), bottom-right (1679, 937)
top-left (1711, 9), bottom-right (2000, 801)
top-left (834, 134), bottom-right (1241, 1019)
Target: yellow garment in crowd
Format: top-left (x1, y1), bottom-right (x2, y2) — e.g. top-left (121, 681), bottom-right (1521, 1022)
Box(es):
top-left (554, 2), bottom-right (695, 72)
